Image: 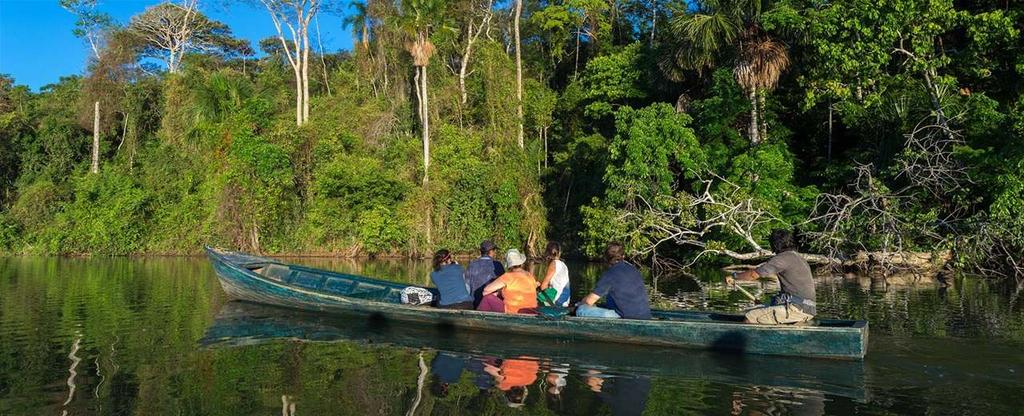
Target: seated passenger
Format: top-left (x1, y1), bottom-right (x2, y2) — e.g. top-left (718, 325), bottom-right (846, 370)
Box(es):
top-left (576, 242), bottom-right (652, 320)
top-left (430, 249), bottom-right (474, 309)
top-left (466, 240), bottom-right (506, 307)
top-left (477, 249), bottom-right (539, 314)
top-left (538, 241), bottom-right (571, 307)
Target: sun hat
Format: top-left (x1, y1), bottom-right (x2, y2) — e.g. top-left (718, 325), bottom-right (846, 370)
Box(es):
top-left (505, 249), bottom-right (527, 268)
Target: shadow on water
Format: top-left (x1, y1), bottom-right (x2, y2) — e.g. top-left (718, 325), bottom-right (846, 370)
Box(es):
top-left (708, 330), bottom-right (749, 355)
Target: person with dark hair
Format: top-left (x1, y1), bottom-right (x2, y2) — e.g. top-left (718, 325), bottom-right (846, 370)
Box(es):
top-left (430, 249), bottom-right (474, 309)
top-left (726, 229), bottom-right (817, 324)
top-left (575, 242), bottom-right (651, 319)
top-left (465, 240), bottom-right (506, 307)
top-left (538, 241), bottom-right (571, 307)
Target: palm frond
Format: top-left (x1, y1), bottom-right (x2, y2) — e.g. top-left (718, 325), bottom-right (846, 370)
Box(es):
top-left (734, 37), bottom-right (790, 92)
top-left (667, 9), bottom-right (740, 72)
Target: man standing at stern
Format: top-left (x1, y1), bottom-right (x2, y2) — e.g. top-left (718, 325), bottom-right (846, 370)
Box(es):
top-left (726, 229), bottom-right (816, 325)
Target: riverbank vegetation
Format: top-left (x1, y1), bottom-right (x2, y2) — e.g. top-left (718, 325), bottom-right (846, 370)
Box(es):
top-left (0, 0), bottom-right (1022, 278)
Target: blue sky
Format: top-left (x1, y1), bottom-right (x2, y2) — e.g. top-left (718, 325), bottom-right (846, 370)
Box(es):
top-left (0, 0), bottom-right (355, 91)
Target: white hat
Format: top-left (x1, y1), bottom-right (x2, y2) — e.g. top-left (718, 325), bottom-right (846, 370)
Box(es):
top-left (505, 249), bottom-right (527, 268)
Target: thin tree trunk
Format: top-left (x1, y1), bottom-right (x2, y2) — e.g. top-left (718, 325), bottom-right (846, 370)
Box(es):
top-left (574, 27), bottom-right (581, 79)
top-left (514, 0), bottom-right (524, 149)
top-left (650, 0), bottom-right (657, 44)
top-left (381, 43), bottom-right (389, 93)
top-left (118, 113), bottom-right (128, 153)
top-left (91, 101), bottom-right (100, 174)
top-left (302, 26), bottom-right (310, 123)
top-left (758, 92), bottom-right (767, 141)
top-left (315, 16), bottom-right (331, 97)
top-left (87, 35), bottom-right (101, 62)
top-left (414, 67), bottom-right (423, 124)
top-left (748, 89), bottom-right (760, 145)
top-left (421, 65), bottom-right (430, 185)
top-left (294, 65), bottom-right (303, 126)
top-left (459, 22), bottom-right (475, 105)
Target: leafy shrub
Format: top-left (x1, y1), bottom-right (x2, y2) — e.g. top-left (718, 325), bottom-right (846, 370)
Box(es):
top-left (40, 172), bottom-right (149, 254)
top-left (225, 126), bottom-right (295, 252)
top-left (356, 207), bottom-right (407, 255)
top-left (8, 179), bottom-right (68, 237)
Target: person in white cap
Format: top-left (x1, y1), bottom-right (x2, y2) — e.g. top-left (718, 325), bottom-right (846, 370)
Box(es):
top-left (477, 249), bottom-right (539, 314)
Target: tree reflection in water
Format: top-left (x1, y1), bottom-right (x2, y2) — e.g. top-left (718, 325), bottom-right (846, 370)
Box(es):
top-left (1, 257), bottom-right (1021, 415)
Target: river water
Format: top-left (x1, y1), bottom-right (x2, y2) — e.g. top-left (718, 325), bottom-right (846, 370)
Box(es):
top-left (0, 256), bottom-right (1021, 415)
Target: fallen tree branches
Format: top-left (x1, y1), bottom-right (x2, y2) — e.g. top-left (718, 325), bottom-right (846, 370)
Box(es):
top-left (606, 172), bottom-right (839, 267)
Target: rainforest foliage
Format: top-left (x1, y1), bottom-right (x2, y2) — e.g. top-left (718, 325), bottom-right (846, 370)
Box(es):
top-left (0, 0), bottom-right (1022, 276)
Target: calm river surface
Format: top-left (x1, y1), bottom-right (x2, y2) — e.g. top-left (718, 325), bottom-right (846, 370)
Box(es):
top-left (1, 256), bottom-right (1021, 415)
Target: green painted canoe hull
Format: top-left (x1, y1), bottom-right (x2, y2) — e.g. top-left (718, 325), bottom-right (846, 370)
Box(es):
top-left (205, 247), bottom-right (869, 360)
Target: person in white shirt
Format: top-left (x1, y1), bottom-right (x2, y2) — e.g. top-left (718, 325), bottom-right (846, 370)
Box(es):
top-left (538, 241), bottom-right (571, 307)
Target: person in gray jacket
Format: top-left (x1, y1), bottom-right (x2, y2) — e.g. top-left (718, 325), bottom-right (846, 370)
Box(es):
top-left (726, 229), bottom-right (816, 325)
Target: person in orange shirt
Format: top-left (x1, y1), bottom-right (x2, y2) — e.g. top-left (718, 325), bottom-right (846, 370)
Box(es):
top-left (477, 249), bottom-right (539, 315)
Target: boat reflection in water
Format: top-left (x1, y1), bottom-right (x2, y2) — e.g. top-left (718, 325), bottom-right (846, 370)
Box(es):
top-left (200, 301), bottom-right (866, 415)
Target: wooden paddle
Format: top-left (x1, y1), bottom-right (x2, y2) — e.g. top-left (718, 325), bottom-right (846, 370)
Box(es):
top-left (732, 283), bottom-right (759, 302)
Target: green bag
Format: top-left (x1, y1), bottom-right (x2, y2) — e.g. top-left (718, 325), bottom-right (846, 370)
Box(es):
top-left (537, 287), bottom-right (558, 306)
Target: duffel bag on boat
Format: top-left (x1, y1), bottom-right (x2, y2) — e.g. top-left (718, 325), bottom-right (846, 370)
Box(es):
top-left (400, 287), bottom-right (434, 306)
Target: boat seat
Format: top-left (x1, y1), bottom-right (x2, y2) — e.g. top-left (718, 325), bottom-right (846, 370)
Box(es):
top-left (346, 288), bottom-right (391, 301)
top-left (323, 278), bottom-right (358, 295)
top-left (258, 264), bottom-right (293, 282)
top-left (291, 271), bottom-right (328, 290)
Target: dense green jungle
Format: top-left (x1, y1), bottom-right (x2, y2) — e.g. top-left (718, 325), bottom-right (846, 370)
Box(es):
top-left (1, 0), bottom-right (1022, 280)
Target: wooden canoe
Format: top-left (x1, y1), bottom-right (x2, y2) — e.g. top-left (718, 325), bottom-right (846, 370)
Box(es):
top-left (205, 247), bottom-right (869, 360)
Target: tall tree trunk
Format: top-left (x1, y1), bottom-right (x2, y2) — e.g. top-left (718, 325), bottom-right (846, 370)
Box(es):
top-left (380, 41), bottom-right (389, 94)
top-left (293, 65), bottom-right (303, 126)
top-left (758, 92), bottom-right (767, 141)
top-left (748, 89), bottom-right (760, 145)
top-left (574, 27), bottom-right (581, 79)
top-left (87, 35), bottom-right (101, 62)
top-left (91, 101), bottom-right (100, 174)
top-left (459, 21), bottom-right (476, 105)
top-left (514, 0), bottom-right (524, 149)
top-left (421, 66), bottom-right (430, 185)
top-left (650, 0), bottom-right (657, 44)
top-left (302, 27), bottom-right (310, 123)
top-left (315, 16), bottom-right (331, 96)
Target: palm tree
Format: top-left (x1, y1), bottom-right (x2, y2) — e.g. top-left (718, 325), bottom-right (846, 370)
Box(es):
top-left (393, 0), bottom-right (447, 185)
top-left (342, 0), bottom-right (371, 51)
top-left (734, 37), bottom-right (789, 144)
top-left (665, 0), bottom-right (789, 145)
